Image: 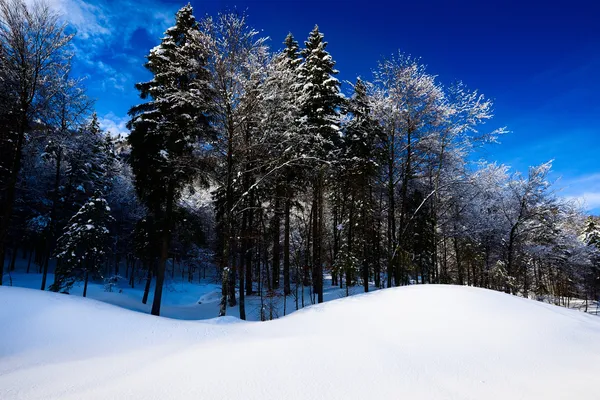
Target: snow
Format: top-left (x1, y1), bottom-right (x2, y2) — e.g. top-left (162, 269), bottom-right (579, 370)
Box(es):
top-left (1, 284), bottom-right (600, 399)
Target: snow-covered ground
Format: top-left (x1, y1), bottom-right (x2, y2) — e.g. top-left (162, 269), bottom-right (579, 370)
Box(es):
top-left (1, 284), bottom-right (600, 400)
top-left (4, 270), bottom-right (371, 320)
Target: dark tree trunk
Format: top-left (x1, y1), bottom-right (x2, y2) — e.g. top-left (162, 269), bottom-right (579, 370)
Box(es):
top-left (26, 248), bottom-right (33, 274)
top-left (312, 173), bottom-right (324, 303)
top-left (83, 269), bottom-right (89, 298)
top-left (220, 112), bottom-right (236, 317)
top-left (245, 207), bottom-right (253, 296)
top-left (41, 149), bottom-right (62, 291)
top-left (228, 239), bottom-right (237, 308)
top-left (9, 246), bottom-right (17, 271)
top-left (130, 259), bottom-right (136, 288)
top-left (0, 113), bottom-right (28, 287)
top-left (332, 190), bottom-right (339, 287)
top-left (283, 197), bottom-right (291, 295)
top-left (454, 236), bottom-right (464, 286)
top-left (151, 181), bottom-right (175, 316)
top-left (386, 126), bottom-right (396, 289)
top-left (347, 191), bottom-right (354, 288)
top-left (239, 211), bottom-right (247, 320)
top-left (506, 224), bottom-right (518, 294)
top-left (272, 195), bottom-right (281, 290)
top-left (142, 261), bottom-right (153, 304)
top-left (0, 247), bottom-right (4, 286)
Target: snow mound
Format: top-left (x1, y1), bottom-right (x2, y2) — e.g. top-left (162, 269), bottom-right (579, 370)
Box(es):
top-left (1, 285), bottom-right (599, 400)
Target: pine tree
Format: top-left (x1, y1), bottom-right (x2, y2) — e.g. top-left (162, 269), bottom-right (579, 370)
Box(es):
top-left (65, 113), bottom-right (116, 212)
top-left (297, 25), bottom-right (343, 159)
top-left (297, 25), bottom-right (343, 303)
top-left (258, 34), bottom-right (303, 297)
top-left (583, 217), bottom-right (600, 249)
top-left (52, 196), bottom-right (113, 296)
top-left (128, 4), bottom-right (215, 316)
top-left (337, 78), bottom-right (383, 292)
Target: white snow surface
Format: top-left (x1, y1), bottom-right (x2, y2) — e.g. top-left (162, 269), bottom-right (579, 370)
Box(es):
top-left (1, 284), bottom-right (600, 400)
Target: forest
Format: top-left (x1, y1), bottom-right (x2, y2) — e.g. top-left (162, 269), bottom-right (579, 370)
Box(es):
top-left (1, 0), bottom-right (599, 319)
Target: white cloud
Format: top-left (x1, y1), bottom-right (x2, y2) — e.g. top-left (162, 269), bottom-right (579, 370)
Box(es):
top-left (567, 192), bottom-right (600, 212)
top-left (96, 61), bottom-right (131, 92)
top-left (98, 112), bottom-right (129, 137)
top-left (562, 173), bottom-right (600, 214)
top-left (36, 0), bottom-right (175, 48)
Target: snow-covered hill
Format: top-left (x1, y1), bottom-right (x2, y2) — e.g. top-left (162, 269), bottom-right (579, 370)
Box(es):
top-left (1, 284), bottom-right (599, 400)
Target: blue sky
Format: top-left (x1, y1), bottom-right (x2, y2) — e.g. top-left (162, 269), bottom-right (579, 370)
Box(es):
top-left (46, 0), bottom-right (599, 213)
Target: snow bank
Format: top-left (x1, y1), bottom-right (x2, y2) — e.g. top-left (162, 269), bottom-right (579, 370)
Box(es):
top-left (1, 285), bottom-right (599, 399)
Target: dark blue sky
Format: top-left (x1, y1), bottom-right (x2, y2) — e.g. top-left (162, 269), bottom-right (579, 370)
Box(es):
top-left (61, 0), bottom-right (600, 212)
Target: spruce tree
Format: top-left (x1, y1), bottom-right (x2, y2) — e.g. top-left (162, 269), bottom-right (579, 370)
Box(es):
top-left (297, 25), bottom-right (343, 159)
top-left (52, 196), bottom-right (113, 296)
top-left (128, 4), bottom-right (215, 316)
top-left (338, 78), bottom-right (383, 292)
top-left (65, 113), bottom-right (116, 212)
top-left (297, 25), bottom-right (343, 303)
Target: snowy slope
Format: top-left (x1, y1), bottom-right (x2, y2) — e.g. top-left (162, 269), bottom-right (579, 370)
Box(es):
top-left (1, 285), bottom-right (599, 400)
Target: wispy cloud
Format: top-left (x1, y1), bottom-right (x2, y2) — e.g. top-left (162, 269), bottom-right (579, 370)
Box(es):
top-left (561, 173), bottom-right (600, 214)
top-left (95, 61), bottom-right (131, 92)
top-left (37, 0), bottom-right (175, 48)
top-left (31, 0), bottom-right (176, 92)
top-left (98, 112), bottom-right (129, 137)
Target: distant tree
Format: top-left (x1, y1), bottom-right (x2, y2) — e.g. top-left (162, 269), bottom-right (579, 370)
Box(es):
top-left (39, 78), bottom-right (93, 290)
top-left (52, 196), bottom-right (113, 296)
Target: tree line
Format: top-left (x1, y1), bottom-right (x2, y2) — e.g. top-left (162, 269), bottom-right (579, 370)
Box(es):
top-left (1, 1), bottom-right (598, 318)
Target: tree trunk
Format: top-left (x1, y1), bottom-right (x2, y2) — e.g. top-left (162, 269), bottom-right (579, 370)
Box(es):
top-left (312, 172), bottom-right (324, 303)
top-left (347, 191), bottom-right (354, 288)
top-left (142, 261), bottom-right (153, 304)
top-left (454, 236), bottom-right (464, 286)
top-left (151, 181), bottom-right (175, 316)
top-left (272, 195), bottom-right (281, 290)
top-left (283, 197), bottom-right (291, 295)
top-left (9, 246), bottom-right (17, 271)
top-left (239, 214), bottom-right (246, 320)
top-left (41, 149), bottom-right (62, 291)
top-left (220, 111), bottom-right (236, 317)
top-left (26, 248), bottom-right (33, 274)
top-left (0, 113), bottom-right (28, 287)
top-left (506, 224), bottom-right (518, 294)
top-left (130, 259), bottom-right (136, 288)
top-left (228, 239), bottom-right (237, 308)
top-left (83, 269), bottom-right (89, 298)
top-left (0, 247), bottom-right (4, 286)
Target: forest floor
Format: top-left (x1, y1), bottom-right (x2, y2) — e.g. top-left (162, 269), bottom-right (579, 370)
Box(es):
top-left (2, 256), bottom-right (378, 321)
top-left (1, 282), bottom-right (600, 399)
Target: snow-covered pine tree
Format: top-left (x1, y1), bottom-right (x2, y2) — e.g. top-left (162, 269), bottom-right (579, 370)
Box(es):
top-left (128, 4), bottom-right (215, 316)
top-left (336, 78), bottom-right (383, 292)
top-left (65, 113), bottom-right (117, 212)
top-left (38, 71), bottom-right (92, 291)
top-left (583, 216), bottom-right (600, 249)
top-left (297, 25), bottom-right (344, 303)
top-left (281, 33), bottom-right (302, 296)
top-left (297, 25), bottom-right (343, 160)
top-left (52, 196), bottom-right (113, 296)
top-left (582, 216), bottom-right (600, 305)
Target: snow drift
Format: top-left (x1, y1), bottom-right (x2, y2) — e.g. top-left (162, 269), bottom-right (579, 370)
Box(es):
top-left (1, 285), bottom-right (599, 400)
